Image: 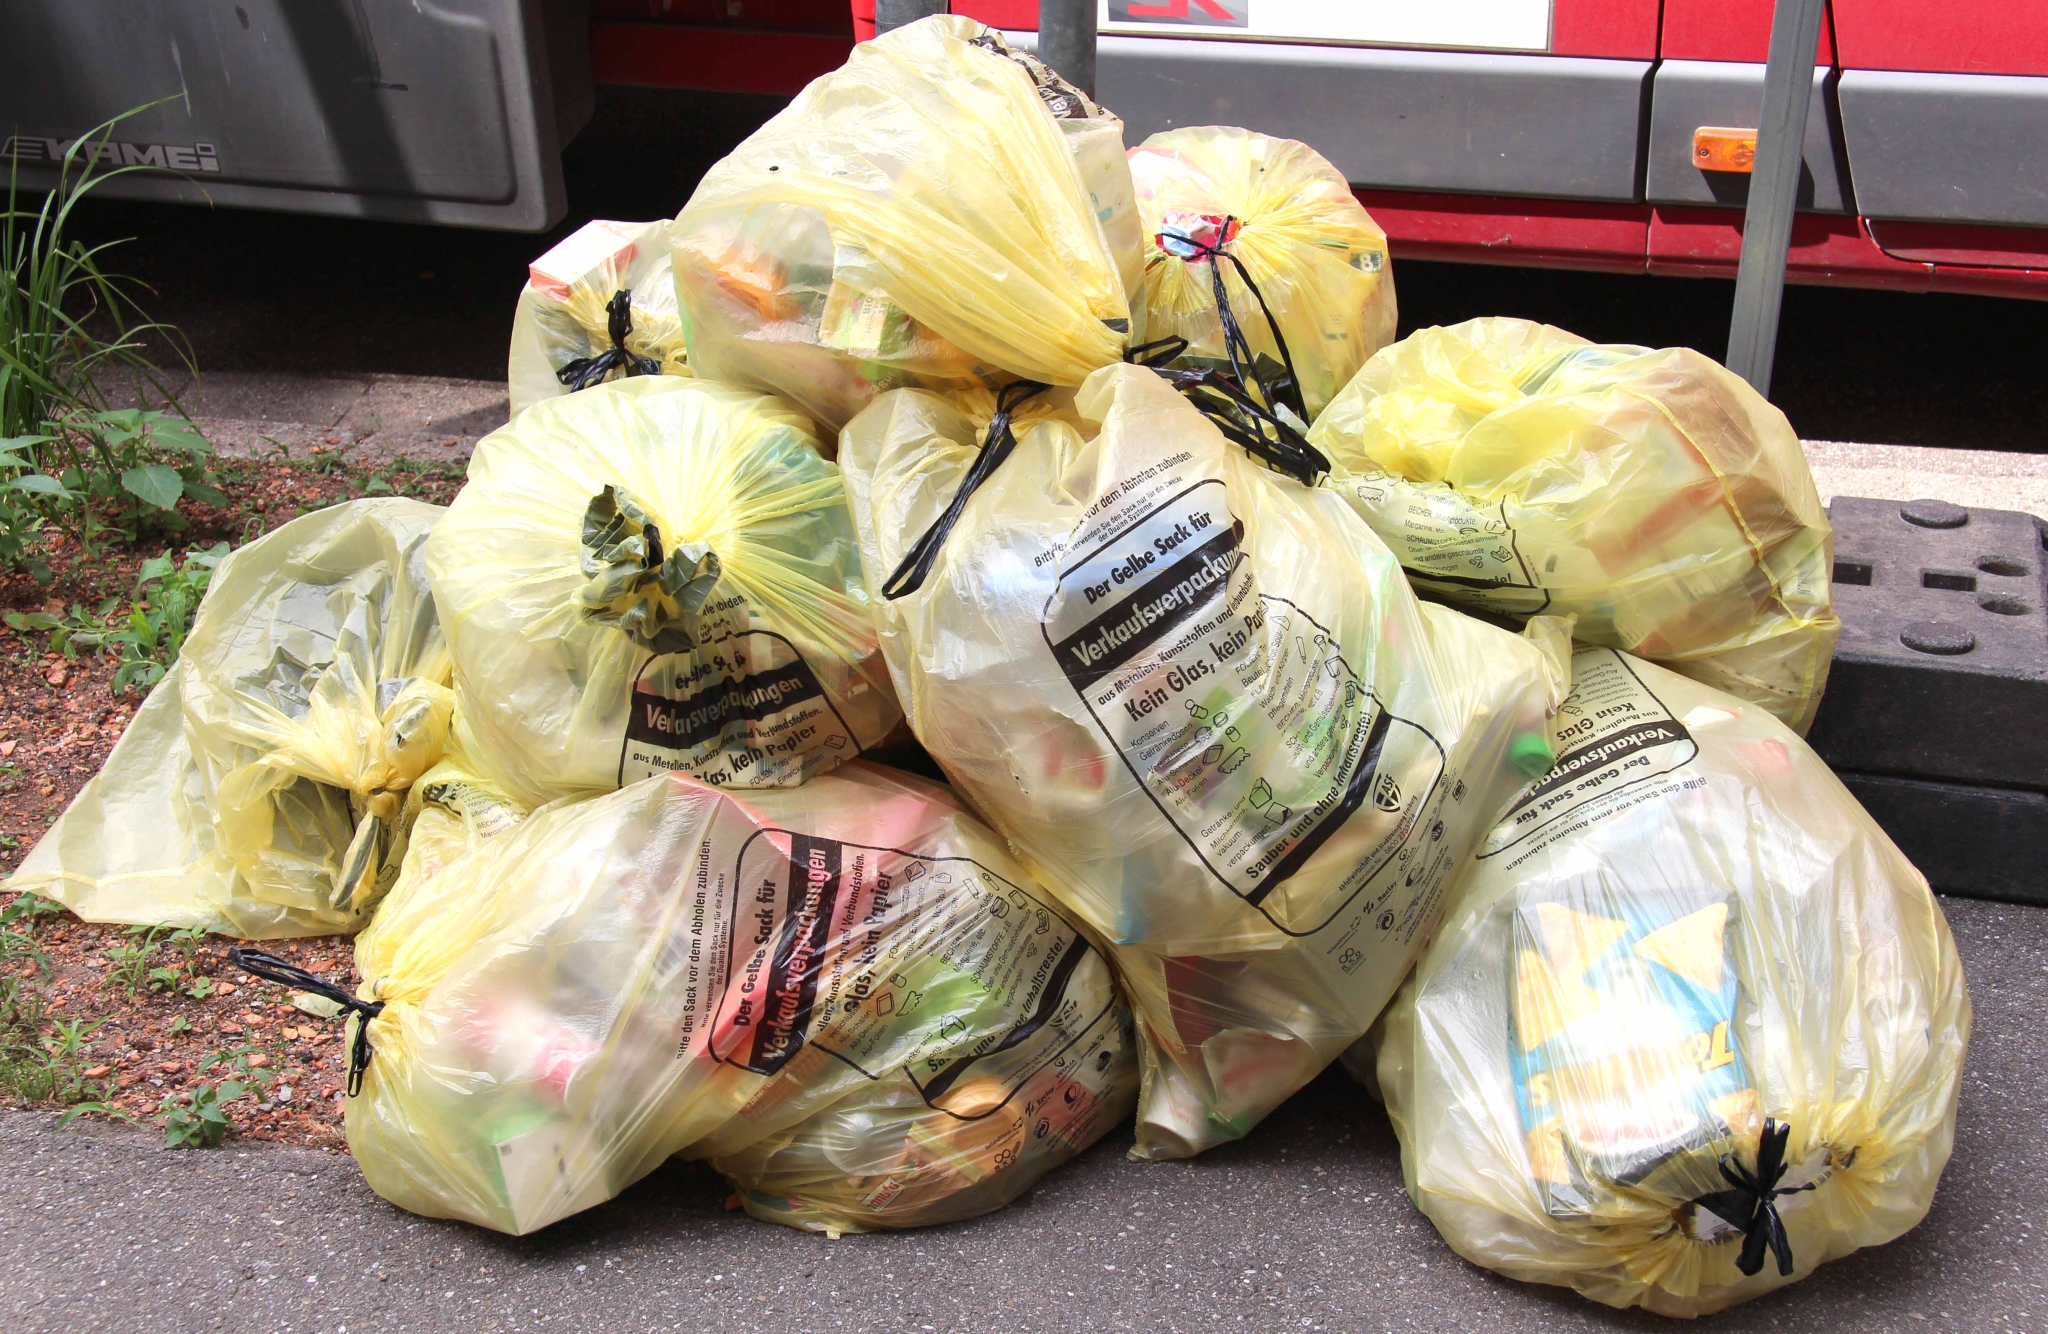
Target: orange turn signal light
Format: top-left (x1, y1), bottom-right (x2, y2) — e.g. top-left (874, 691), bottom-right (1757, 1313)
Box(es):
top-left (1693, 126), bottom-right (1758, 173)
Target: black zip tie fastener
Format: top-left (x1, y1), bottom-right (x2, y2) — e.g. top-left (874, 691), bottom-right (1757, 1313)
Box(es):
top-left (556, 289), bottom-right (662, 392)
top-left (1154, 215), bottom-right (1310, 425)
top-left (1690, 1117), bottom-right (1819, 1277)
top-left (1127, 337), bottom-right (1330, 488)
top-left (228, 947), bottom-right (386, 1098)
top-left (881, 379), bottom-right (1053, 601)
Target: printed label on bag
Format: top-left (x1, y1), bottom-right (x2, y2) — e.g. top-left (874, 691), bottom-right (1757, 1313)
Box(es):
top-left (619, 626), bottom-right (858, 788)
top-left (692, 829), bottom-right (1123, 1120)
top-left (1040, 477), bottom-right (1448, 934)
top-left (1481, 649), bottom-right (1699, 863)
top-left (1330, 472), bottom-right (1550, 616)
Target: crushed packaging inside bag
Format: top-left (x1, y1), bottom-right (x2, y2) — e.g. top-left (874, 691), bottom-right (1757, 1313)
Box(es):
top-left (668, 16), bottom-right (1139, 431)
top-left (10, 499), bottom-right (452, 936)
top-left (1129, 126), bottom-right (1395, 423)
top-left (323, 760), bottom-right (1136, 1236)
top-left (1309, 317), bottom-right (1839, 733)
top-left (509, 219), bottom-right (690, 418)
top-left (426, 376), bottom-right (899, 808)
top-left (839, 362), bottom-right (1569, 1160)
top-left (1370, 646), bottom-right (1969, 1316)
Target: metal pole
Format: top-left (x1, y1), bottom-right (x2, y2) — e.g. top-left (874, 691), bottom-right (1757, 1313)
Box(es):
top-left (1037, 0), bottom-right (1098, 98)
top-left (1724, 0), bottom-right (1828, 397)
top-left (874, 0), bottom-right (947, 34)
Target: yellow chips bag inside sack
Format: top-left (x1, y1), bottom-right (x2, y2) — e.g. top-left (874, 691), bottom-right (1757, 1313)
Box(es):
top-left (335, 761), bottom-right (1136, 1236)
top-left (509, 219), bottom-right (690, 418)
top-left (11, 499), bottom-right (452, 937)
top-left (1130, 126), bottom-right (1395, 422)
top-left (1373, 646), bottom-right (1969, 1316)
top-left (669, 16), bottom-right (1137, 431)
top-left (1309, 317), bottom-right (1840, 732)
top-left (840, 363), bottom-right (1568, 1161)
top-left (426, 376), bottom-right (898, 808)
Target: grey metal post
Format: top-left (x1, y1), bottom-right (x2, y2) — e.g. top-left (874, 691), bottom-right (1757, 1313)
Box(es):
top-left (875, 0), bottom-right (947, 33)
top-left (1723, 0), bottom-right (1829, 397)
top-left (1038, 0), bottom-right (1098, 98)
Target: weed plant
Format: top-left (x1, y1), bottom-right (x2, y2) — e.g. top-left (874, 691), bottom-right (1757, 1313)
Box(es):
top-left (2, 111), bottom-right (215, 576)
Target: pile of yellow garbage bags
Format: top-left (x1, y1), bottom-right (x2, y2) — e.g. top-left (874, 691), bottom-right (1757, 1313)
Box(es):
top-left (11, 15), bottom-right (1965, 1305)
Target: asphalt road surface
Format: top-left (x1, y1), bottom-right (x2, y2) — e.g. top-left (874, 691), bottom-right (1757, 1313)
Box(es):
top-left (66, 86), bottom-right (2048, 454)
top-left (0, 893), bottom-right (2036, 1334)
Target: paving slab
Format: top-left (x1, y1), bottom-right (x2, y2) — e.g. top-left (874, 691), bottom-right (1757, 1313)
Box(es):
top-left (184, 373), bottom-right (510, 469)
top-left (0, 895), bottom-right (2035, 1334)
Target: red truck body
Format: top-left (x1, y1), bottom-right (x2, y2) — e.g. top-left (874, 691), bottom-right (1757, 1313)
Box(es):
top-left (589, 0), bottom-right (2048, 298)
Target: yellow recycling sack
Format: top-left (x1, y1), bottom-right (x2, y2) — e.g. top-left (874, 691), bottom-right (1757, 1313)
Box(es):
top-left (297, 761), bottom-right (1137, 1236)
top-left (426, 376), bottom-right (900, 808)
top-left (839, 364), bottom-right (1568, 1160)
top-left (1309, 318), bottom-right (1839, 733)
top-left (1129, 126), bottom-right (1395, 423)
top-left (508, 219), bottom-right (690, 418)
top-left (1372, 646), bottom-right (1969, 1316)
top-left (11, 499), bottom-right (452, 937)
top-left (669, 15), bottom-right (1138, 431)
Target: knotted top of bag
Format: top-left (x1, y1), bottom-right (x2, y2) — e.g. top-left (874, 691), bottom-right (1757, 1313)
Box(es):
top-left (674, 15), bottom-right (1130, 387)
top-left (442, 377), bottom-right (875, 666)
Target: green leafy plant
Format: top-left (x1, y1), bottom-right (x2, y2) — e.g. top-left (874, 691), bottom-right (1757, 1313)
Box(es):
top-left (110, 543), bottom-right (224, 692)
top-left (3, 109), bottom-right (205, 571)
top-left (160, 1045), bottom-right (274, 1148)
top-left (102, 924), bottom-right (166, 996)
top-left (181, 975), bottom-right (215, 1001)
top-left (0, 891), bottom-right (62, 929)
top-left (165, 1015), bottom-right (192, 1036)
top-left (45, 1016), bottom-right (103, 1060)
top-left (2, 539), bottom-right (226, 694)
top-left (146, 963), bottom-right (181, 994)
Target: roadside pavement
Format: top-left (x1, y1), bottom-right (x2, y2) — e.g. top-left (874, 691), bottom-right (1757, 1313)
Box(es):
top-left (0, 894), bottom-right (2037, 1334)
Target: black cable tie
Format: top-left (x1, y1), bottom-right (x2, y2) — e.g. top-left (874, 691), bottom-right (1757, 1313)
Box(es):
top-left (1155, 217), bottom-right (1309, 423)
top-left (1690, 1117), bottom-right (1818, 1277)
top-left (881, 380), bottom-right (1052, 601)
top-left (228, 947), bottom-right (387, 1099)
top-left (556, 289), bottom-right (662, 392)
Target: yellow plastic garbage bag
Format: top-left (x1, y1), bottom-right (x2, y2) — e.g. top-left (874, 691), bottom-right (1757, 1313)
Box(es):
top-left (1371, 646), bottom-right (1969, 1316)
top-left (1309, 317), bottom-right (1839, 733)
top-left (668, 15), bottom-right (1139, 431)
top-left (426, 376), bottom-right (900, 807)
top-left (10, 499), bottom-right (452, 937)
top-left (839, 363), bottom-right (1568, 1160)
top-left (509, 219), bottom-right (690, 418)
top-left (1129, 126), bottom-right (1396, 423)
top-left (251, 761), bottom-right (1135, 1236)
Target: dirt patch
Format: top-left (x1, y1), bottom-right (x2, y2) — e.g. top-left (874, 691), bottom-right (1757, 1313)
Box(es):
top-left (0, 449), bottom-right (467, 1150)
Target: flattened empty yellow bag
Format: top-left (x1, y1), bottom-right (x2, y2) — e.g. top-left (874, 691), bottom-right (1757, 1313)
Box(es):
top-left (508, 219), bottom-right (689, 418)
top-left (11, 499), bottom-right (452, 937)
top-left (1310, 318), bottom-right (1839, 732)
top-left (1130, 126), bottom-right (1395, 422)
top-left (668, 16), bottom-right (1136, 430)
top-left (1372, 647), bottom-right (1969, 1316)
top-left (337, 761), bottom-right (1136, 1236)
top-left (840, 364), bottom-right (1568, 1160)
top-left (427, 376), bottom-right (899, 807)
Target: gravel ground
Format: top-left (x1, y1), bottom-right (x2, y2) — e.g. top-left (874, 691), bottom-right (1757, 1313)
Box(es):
top-left (0, 892), bottom-right (2035, 1334)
